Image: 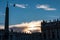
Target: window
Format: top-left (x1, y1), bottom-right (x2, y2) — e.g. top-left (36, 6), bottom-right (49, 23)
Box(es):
top-left (43, 32), bottom-right (46, 39)
top-left (52, 31), bottom-right (55, 39)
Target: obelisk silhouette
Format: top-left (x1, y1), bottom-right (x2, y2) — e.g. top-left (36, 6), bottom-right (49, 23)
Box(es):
top-left (3, 2), bottom-right (9, 40)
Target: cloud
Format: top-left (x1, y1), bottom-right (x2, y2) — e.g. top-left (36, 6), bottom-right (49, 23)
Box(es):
top-left (0, 12), bottom-right (5, 16)
top-left (36, 4), bottom-right (56, 11)
top-left (48, 16), bottom-right (59, 18)
top-left (0, 20), bottom-right (43, 34)
top-left (10, 3), bottom-right (28, 8)
top-left (0, 25), bottom-right (4, 29)
top-left (1, 14), bottom-right (5, 16)
top-left (15, 4), bottom-right (27, 8)
top-left (10, 20), bottom-right (43, 34)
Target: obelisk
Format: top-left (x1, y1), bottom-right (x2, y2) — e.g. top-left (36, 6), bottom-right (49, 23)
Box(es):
top-left (3, 2), bottom-right (9, 40)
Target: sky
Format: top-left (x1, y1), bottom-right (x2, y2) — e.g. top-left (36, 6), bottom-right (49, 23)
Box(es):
top-left (0, 0), bottom-right (60, 25)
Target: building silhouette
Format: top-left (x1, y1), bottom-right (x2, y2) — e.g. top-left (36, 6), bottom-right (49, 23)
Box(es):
top-left (0, 19), bottom-right (59, 40)
top-left (41, 19), bottom-right (60, 40)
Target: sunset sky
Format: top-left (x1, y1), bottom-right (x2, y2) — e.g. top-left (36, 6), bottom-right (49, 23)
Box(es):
top-left (0, 0), bottom-right (60, 25)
